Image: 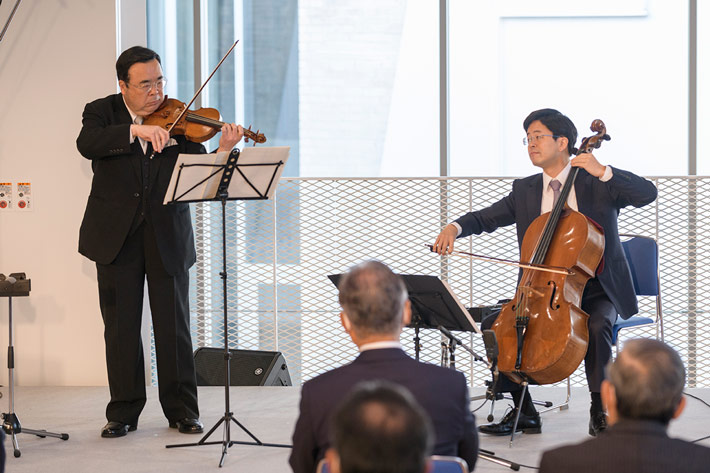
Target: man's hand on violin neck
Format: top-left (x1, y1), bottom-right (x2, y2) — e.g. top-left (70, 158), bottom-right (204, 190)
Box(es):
top-left (217, 123), bottom-right (244, 153)
top-left (131, 124), bottom-right (170, 154)
top-left (570, 152), bottom-right (607, 178)
top-left (432, 224), bottom-right (458, 255)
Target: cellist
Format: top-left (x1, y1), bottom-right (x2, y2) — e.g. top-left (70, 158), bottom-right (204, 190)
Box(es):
top-left (433, 109), bottom-right (657, 437)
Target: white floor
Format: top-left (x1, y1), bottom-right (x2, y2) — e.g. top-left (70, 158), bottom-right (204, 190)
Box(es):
top-left (2, 385), bottom-right (710, 472)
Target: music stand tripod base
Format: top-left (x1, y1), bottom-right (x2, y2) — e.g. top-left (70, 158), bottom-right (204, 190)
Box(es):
top-left (1, 277), bottom-right (70, 458)
top-left (163, 147), bottom-right (291, 467)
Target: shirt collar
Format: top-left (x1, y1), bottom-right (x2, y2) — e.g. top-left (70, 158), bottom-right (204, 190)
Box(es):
top-left (122, 95), bottom-right (142, 124)
top-left (543, 161), bottom-right (572, 189)
top-left (359, 341), bottom-right (402, 352)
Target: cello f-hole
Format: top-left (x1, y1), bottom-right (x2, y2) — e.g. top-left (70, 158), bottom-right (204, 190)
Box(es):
top-left (547, 281), bottom-right (560, 310)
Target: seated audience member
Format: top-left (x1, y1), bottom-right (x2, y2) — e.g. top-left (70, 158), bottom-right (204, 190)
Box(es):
top-left (326, 381), bottom-right (433, 473)
top-left (289, 260), bottom-right (478, 473)
top-left (539, 338), bottom-right (710, 473)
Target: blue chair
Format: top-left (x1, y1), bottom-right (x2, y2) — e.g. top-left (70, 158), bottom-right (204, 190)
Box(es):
top-left (613, 235), bottom-right (664, 351)
top-left (316, 455), bottom-right (469, 473)
top-left (430, 455), bottom-right (469, 472)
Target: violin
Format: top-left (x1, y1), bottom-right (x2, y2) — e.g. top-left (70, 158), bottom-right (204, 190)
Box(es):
top-left (491, 120), bottom-right (611, 386)
top-left (144, 96), bottom-right (266, 145)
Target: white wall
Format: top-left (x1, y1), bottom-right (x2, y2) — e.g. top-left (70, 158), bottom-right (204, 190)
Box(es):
top-left (0, 0), bottom-right (143, 386)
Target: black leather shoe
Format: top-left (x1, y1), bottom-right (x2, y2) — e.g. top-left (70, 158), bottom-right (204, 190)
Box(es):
top-left (478, 408), bottom-right (542, 436)
top-left (101, 421), bottom-right (137, 438)
top-left (589, 410), bottom-right (607, 436)
top-left (169, 418), bottom-right (204, 434)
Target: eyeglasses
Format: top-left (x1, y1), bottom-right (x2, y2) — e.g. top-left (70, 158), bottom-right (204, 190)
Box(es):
top-left (523, 134), bottom-right (559, 146)
top-left (126, 78), bottom-right (167, 93)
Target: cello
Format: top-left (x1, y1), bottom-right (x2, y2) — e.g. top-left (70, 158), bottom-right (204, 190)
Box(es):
top-left (491, 120), bottom-right (611, 385)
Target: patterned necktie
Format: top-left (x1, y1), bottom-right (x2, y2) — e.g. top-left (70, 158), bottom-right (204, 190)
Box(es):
top-left (550, 179), bottom-right (562, 206)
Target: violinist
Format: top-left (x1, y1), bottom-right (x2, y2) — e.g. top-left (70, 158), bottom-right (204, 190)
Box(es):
top-left (433, 109), bottom-right (657, 437)
top-left (77, 46), bottom-right (244, 439)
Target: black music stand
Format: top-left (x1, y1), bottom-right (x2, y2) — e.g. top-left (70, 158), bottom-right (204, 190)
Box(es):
top-left (399, 274), bottom-right (481, 366)
top-left (163, 146), bottom-right (291, 467)
top-left (1, 273), bottom-right (69, 458)
top-left (328, 273), bottom-right (482, 364)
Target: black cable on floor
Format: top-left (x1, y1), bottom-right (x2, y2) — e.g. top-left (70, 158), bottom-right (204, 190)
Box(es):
top-left (682, 391), bottom-right (710, 444)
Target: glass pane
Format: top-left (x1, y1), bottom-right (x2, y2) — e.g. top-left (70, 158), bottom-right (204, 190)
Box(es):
top-left (450, 0), bottom-right (688, 177)
top-left (296, 0), bottom-right (439, 177)
top-left (147, 1), bottom-right (195, 102)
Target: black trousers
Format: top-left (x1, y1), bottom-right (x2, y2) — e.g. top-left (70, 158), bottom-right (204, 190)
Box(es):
top-left (96, 219), bottom-right (199, 425)
top-left (482, 278), bottom-right (616, 394)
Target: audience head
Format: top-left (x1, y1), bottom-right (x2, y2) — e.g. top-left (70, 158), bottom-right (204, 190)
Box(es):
top-left (327, 381), bottom-right (433, 473)
top-left (603, 338), bottom-right (686, 425)
top-left (337, 261), bottom-right (410, 341)
top-left (523, 108), bottom-right (578, 155)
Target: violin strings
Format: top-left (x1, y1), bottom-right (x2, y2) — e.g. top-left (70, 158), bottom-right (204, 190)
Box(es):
top-left (186, 112), bottom-right (223, 128)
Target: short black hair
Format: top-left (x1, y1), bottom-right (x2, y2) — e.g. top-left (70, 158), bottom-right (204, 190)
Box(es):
top-left (331, 381), bottom-right (433, 473)
top-left (523, 108), bottom-right (578, 155)
top-left (116, 46), bottom-right (161, 83)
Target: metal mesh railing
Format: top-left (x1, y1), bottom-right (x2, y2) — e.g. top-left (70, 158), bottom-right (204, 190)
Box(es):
top-left (159, 176), bottom-right (710, 388)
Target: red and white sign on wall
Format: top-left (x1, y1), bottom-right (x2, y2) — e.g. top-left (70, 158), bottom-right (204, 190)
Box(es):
top-left (0, 182), bottom-right (11, 210)
top-left (16, 182), bottom-right (31, 211)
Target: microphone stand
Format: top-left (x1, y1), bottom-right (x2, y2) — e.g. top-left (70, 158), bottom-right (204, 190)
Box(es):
top-left (437, 326), bottom-right (521, 471)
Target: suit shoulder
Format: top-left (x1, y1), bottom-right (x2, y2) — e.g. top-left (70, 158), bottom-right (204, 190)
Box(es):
top-left (540, 441), bottom-right (595, 469)
top-left (512, 174), bottom-right (541, 191)
top-left (668, 437), bottom-right (710, 456)
top-left (301, 363), bottom-right (351, 388)
top-left (84, 93), bottom-right (123, 114)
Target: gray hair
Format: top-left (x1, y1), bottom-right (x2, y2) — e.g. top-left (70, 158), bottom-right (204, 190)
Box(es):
top-left (607, 339), bottom-right (686, 424)
top-left (337, 261), bottom-right (408, 337)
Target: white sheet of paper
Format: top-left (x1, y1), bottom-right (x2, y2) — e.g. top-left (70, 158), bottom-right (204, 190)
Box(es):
top-left (163, 153), bottom-right (225, 204)
top-left (228, 146), bottom-right (290, 199)
top-left (164, 146), bottom-right (290, 204)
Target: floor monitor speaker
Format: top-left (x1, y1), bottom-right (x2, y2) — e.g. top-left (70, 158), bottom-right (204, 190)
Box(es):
top-left (194, 347), bottom-right (292, 387)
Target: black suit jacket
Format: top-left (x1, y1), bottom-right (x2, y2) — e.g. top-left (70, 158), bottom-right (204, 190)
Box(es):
top-left (454, 167), bottom-right (657, 319)
top-left (289, 348), bottom-right (478, 473)
top-left (77, 93), bottom-right (205, 275)
top-left (539, 419), bottom-right (710, 473)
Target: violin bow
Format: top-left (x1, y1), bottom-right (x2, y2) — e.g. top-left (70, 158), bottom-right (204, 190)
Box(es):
top-left (0, 0), bottom-right (23, 45)
top-left (149, 40), bottom-right (239, 159)
top-left (164, 40), bottom-right (239, 137)
top-left (425, 245), bottom-right (573, 275)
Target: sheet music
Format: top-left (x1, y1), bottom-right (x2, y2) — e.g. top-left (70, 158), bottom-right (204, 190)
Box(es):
top-left (229, 146), bottom-right (289, 199)
top-left (163, 152), bottom-right (226, 204)
top-left (164, 146), bottom-right (290, 204)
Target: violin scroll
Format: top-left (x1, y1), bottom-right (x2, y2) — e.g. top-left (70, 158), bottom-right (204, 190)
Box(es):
top-left (244, 125), bottom-right (266, 146)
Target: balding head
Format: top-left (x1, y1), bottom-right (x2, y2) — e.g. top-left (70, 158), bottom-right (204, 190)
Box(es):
top-left (605, 339), bottom-right (686, 425)
top-left (338, 261), bottom-right (409, 339)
